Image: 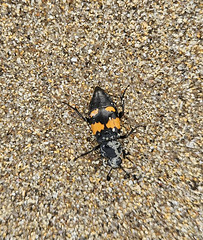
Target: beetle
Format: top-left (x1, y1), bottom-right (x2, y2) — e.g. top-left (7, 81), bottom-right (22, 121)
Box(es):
top-left (66, 86), bottom-right (142, 180)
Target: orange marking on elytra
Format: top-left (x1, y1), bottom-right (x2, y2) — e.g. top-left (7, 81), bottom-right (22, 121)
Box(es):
top-left (90, 109), bottom-right (99, 117)
top-left (91, 122), bottom-right (105, 135)
top-left (105, 106), bottom-right (116, 112)
top-left (106, 117), bottom-right (120, 130)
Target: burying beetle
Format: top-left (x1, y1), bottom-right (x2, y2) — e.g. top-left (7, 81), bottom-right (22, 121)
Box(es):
top-left (66, 86), bottom-right (143, 180)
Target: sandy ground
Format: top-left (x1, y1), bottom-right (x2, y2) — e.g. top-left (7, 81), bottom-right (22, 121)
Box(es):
top-left (0, 1), bottom-right (202, 239)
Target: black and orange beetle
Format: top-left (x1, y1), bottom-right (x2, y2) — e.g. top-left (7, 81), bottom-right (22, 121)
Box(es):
top-left (66, 86), bottom-right (142, 180)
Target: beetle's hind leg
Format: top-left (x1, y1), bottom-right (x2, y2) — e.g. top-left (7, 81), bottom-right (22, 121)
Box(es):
top-left (123, 150), bottom-right (135, 165)
top-left (107, 168), bottom-right (113, 181)
top-left (120, 166), bottom-right (130, 179)
top-left (106, 165), bottom-right (130, 181)
top-left (119, 85), bottom-right (130, 118)
top-left (63, 102), bottom-right (90, 123)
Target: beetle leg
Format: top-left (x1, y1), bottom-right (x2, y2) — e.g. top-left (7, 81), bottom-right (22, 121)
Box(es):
top-left (122, 149), bottom-right (130, 158)
top-left (119, 125), bottom-right (145, 139)
top-left (123, 150), bottom-right (136, 166)
top-left (120, 166), bottom-right (130, 179)
top-left (119, 128), bottom-right (134, 139)
top-left (107, 168), bottom-right (113, 181)
top-left (119, 85), bottom-right (129, 118)
top-left (74, 144), bottom-right (100, 161)
top-left (107, 165), bottom-right (130, 181)
top-left (63, 102), bottom-right (90, 123)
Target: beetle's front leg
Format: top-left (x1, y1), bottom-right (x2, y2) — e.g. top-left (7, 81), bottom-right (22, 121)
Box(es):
top-left (119, 85), bottom-right (129, 118)
top-left (63, 102), bottom-right (90, 123)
